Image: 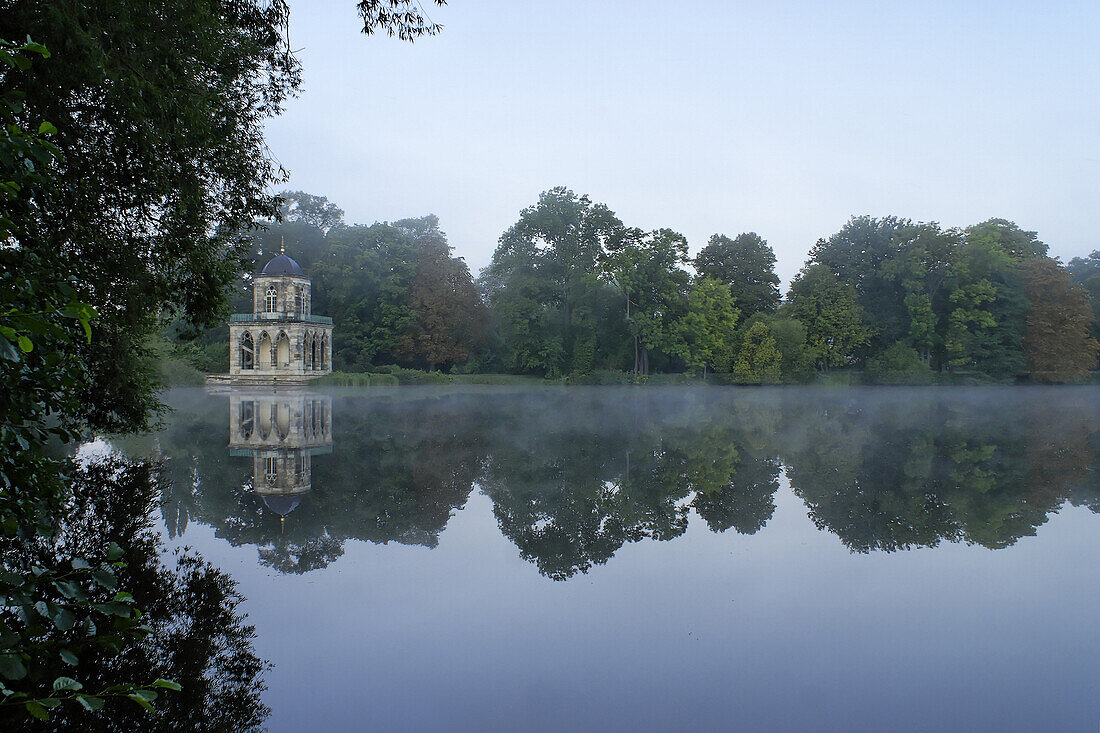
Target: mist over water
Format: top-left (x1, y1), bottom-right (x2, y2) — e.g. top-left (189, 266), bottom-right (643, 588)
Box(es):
top-left (111, 386), bottom-right (1100, 731)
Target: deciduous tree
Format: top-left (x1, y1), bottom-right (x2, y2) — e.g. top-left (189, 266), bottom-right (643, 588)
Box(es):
top-left (694, 232), bottom-right (780, 317)
top-left (1021, 258), bottom-right (1099, 383)
top-left (784, 265), bottom-right (870, 370)
top-left (668, 277), bottom-right (739, 376)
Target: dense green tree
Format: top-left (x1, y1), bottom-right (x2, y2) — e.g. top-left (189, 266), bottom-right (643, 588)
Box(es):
top-left (669, 276), bottom-right (739, 376)
top-left (784, 264), bottom-right (871, 370)
top-left (481, 188), bottom-right (628, 376)
top-left (767, 317), bottom-right (812, 380)
top-left (694, 232), bottom-right (780, 317)
top-left (881, 223), bottom-right (960, 364)
top-left (603, 228), bottom-right (691, 374)
top-left (866, 341), bottom-right (933, 384)
top-left (1021, 258), bottom-right (1099, 382)
top-left (311, 221), bottom-right (418, 369)
top-left (0, 0), bottom-right (301, 431)
top-left (944, 236), bottom-right (1027, 379)
top-left (806, 216), bottom-right (911, 352)
top-left (965, 218), bottom-right (1048, 261)
top-left (733, 320), bottom-right (782, 383)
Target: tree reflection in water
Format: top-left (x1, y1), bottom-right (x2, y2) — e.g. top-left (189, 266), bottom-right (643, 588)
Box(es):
top-left (1, 455), bottom-right (268, 732)
top-left (136, 387), bottom-right (1100, 581)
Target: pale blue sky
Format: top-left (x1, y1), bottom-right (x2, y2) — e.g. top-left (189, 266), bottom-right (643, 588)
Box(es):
top-left (264, 0), bottom-right (1100, 285)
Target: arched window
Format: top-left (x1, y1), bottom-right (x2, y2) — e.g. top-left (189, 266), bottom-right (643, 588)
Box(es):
top-left (295, 286), bottom-right (303, 315)
top-left (320, 334), bottom-right (327, 370)
top-left (275, 331), bottom-right (290, 369)
top-left (265, 285), bottom-right (277, 313)
top-left (240, 332), bottom-right (254, 370)
top-left (264, 456), bottom-right (277, 486)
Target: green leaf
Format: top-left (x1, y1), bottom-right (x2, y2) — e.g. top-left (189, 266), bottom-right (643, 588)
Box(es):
top-left (52, 608), bottom-right (75, 631)
top-left (90, 569), bottom-right (117, 590)
top-left (21, 42), bottom-right (50, 58)
top-left (151, 678), bottom-right (182, 691)
top-left (52, 676), bottom-right (82, 692)
top-left (71, 558), bottom-right (91, 570)
top-left (37, 121), bottom-right (57, 135)
top-left (107, 543), bottom-right (124, 562)
top-left (92, 602), bottom-right (131, 617)
top-left (54, 580), bottom-right (83, 600)
top-left (59, 648), bottom-right (79, 666)
top-left (38, 697), bottom-right (61, 708)
top-left (76, 694), bottom-right (104, 711)
top-left (0, 654), bottom-right (27, 680)
top-left (126, 693), bottom-right (155, 712)
top-left (16, 335), bottom-right (32, 352)
top-left (25, 700), bottom-right (48, 720)
top-left (132, 688), bottom-right (157, 702)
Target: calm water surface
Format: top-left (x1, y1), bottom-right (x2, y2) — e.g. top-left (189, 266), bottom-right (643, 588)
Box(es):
top-left (115, 386), bottom-right (1100, 732)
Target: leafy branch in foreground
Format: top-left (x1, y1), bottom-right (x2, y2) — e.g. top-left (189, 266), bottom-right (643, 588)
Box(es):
top-left (1, 37), bottom-right (181, 724)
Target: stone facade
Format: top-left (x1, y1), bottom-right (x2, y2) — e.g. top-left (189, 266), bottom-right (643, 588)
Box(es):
top-left (226, 255), bottom-right (334, 380)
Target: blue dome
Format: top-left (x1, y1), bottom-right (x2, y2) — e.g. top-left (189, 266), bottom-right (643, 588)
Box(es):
top-left (262, 494), bottom-right (305, 516)
top-left (261, 253), bottom-right (304, 277)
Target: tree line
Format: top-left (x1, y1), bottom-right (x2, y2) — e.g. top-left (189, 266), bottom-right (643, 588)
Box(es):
top-left (204, 187), bottom-right (1099, 384)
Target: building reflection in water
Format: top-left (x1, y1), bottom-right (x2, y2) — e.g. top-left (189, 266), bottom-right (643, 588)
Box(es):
top-left (227, 389), bottom-right (332, 527)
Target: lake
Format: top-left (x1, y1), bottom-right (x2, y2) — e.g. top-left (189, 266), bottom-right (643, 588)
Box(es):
top-left (100, 386), bottom-right (1100, 731)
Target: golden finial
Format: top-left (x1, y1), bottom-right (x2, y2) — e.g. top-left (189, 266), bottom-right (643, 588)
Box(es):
top-left (280, 515), bottom-right (285, 534)
top-left (280, 235), bottom-right (285, 255)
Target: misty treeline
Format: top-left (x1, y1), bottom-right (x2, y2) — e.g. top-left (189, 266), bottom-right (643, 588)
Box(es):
top-left (181, 188), bottom-right (1100, 384)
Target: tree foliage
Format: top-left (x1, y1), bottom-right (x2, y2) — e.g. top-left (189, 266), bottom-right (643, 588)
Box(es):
top-left (0, 0), bottom-right (301, 432)
top-left (1021, 258), bottom-right (1099, 383)
top-left (694, 232), bottom-right (780, 318)
top-left (669, 277), bottom-right (739, 375)
top-left (784, 264), bottom-right (870, 370)
top-left (733, 320), bottom-right (782, 383)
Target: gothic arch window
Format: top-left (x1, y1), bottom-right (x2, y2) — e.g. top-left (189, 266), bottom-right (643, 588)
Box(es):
top-left (264, 456), bottom-right (277, 486)
top-left (320, 334), bottom-right (327, 370)
top-left (311, 334), bottom-right (319, 371)
top-left (275, 331), bottom-right (290, 369)
top-left (240, 332), bottom-right (254, 370)
top-left (257, 331), bottom-right (272, 369)
top-left (265, 285), bottom-right (277, 313)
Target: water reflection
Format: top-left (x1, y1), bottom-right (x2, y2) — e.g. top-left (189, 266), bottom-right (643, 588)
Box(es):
top-left (1, 455), bottom-right (269, 732)
top-left (148, 387), bottom-right (1100, 580)
top-left (229, 390), bottom-right (331, 524)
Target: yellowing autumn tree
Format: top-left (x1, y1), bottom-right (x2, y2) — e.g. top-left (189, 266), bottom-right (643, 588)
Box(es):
top-left (1021, 258), bottom-right (1099, 383)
